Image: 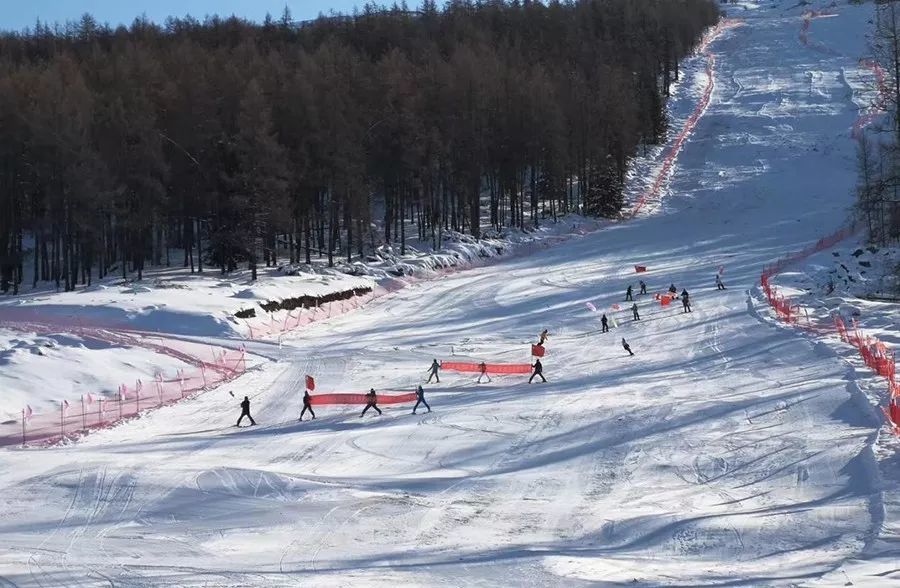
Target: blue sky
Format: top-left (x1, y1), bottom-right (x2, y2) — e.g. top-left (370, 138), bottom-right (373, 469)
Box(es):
top-left (1, 1), bottom-right (398, 32)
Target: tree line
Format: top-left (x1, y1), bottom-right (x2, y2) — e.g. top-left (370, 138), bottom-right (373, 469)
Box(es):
top-left (0, 0), bottom-right (720, 293)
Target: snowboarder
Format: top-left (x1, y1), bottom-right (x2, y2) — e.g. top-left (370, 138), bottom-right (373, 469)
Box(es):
top-left (299, 390), bottom-right (316, 421)
top-left (639, 280), bottom-right (647, 295)
top-left (426, 359), bottom-right (441, 383)
top-left (601, 314), bottom-right (609, 333)
top-left (413, 385), bottom-right (431, 414)
top-left (237, 396), bottom-right (256, 427)
top-left (669, 284), bottom-right (677, 295)
top-left (361, 388), bottom-right (382, 417)
top-left (625, 285), bottom-right (633, 301)
top-left (632, 302), bottom-right (640, 321)
top-left (622, 337), bottom-right (634, 356)
top-left (715, 274), bottom-right (726, 290)
top-left (477, 361), bottom-right (491, 384)
top-left (538, 329), bottom-right (549, 346)
top-left (529, 359), bottom-right (547, 383)
top-left (681, 289), bottom-right (692, 313)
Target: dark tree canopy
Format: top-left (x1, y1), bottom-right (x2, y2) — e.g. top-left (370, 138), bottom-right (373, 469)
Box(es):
top-left (0, 0), bottom-right (720, 292)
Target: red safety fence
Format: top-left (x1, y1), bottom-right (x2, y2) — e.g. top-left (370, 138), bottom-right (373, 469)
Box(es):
top-left (441, 362), bottom-right (533, 375)
top-left (1, 346), bottom-right (247, 447)
top-left (309, 392), bottom-right (417, 405)
top-left (853, 59), bottom-right (890, 139)
top-left (629, 19), bottom-right (743, 217)
top-left (759, 222), bottom-right (900, 433)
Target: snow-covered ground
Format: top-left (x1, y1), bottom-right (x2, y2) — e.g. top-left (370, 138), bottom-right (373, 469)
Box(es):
top-left (0, 0), bottom-right (897, 585)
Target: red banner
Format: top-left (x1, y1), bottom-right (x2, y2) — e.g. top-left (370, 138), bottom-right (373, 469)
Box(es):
top-left (531, 344), bottom-right (545, 357)
top-left (309, 392), bottom-right (416, 406)
top-left (441, 362), bottom-right (532, 374)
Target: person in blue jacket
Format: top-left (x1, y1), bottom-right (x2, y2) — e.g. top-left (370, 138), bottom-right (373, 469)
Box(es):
top-left (413, 385), bottom-right (431, 414)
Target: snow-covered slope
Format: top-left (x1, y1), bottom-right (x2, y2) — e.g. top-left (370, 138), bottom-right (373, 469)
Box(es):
top-left (0, 0), bottom-right (895, 586)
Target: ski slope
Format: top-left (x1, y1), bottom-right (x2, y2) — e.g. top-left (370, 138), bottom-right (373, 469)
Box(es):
top-left (0, 1), bottom-right (894, 586)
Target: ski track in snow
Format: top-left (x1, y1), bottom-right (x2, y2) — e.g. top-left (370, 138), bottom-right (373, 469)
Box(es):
top-left (0, 1), bottom-right (894, 586)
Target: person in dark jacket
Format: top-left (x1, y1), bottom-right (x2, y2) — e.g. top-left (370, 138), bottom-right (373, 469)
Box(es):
top-left (622, 338), bottom-right (634, 356)
top-left (639, 280), bottom-right (647, 295)
top-left (361, 388), bottom-right (382, 417)
top-left (669, 284), bottom-right (677, 294)
top-left (477, 361), bottom-right (491, 383)
top-left (681, 289), bottom-right (692, 313)
top-left (601, 314), bottom-right (609, 333)
top-left (715, 274), bottom-right (726, 290)
top-left (426, 359), bottom-right (441, 383)
top-left (529, 359), bottom-right (547, 383)
top-left (632, 303), bottom-right (640, 321)
top-left (413, 385), bottom-right (431, 414)
top-left (625, 285), bottom-right (633, 301)
top-left (299, 390), bottom-right (315, 421)
top-left (237, 396), bottom-right (256, 426)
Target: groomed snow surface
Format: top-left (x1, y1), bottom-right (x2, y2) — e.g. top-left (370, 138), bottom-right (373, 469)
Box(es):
top-left (0, 0), bottom-right (897, 585)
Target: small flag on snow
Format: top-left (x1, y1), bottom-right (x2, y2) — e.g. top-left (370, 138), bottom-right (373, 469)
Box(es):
top-left (612, 304), bottom-right (621, 311)
top-left (306, 375), bottom-right (315, 391)
top-left (634, 265), bottom-right (647, 273)
top-left (718, 265), bottom-right (725, 275)
top-left (25, 405), bottom-right (33, 421)
top-left (531, 344), bottom-right (545, 357)
top-left (62, 399), bottom-right (70, 414)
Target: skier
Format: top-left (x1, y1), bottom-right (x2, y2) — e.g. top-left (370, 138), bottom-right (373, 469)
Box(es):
top-left (668, 283), bottom-right (677, 295)
top-left (299, 389), bottom-right (316, 421)
top-left (622, 337), bottom-right (634, 357)
top-left (477, 361), bottom-right (491, 384)
top-left (361, 388), bottom-right (382, 417)
top-left (413, 385), bottom-right (431, 414)
top-left (681, 289), bottom-right (692, 313)
top-left (715, 274), bottom-right (726, 290)
top-left (237, 396), bottom-right (256, 427)
top-left (426, 359), bottom-right (441, 383)
top-left (538, 329), bottom-right (549, 346)
top-left (601, 314), bottom-right (609, 333)
top-left (625, 285), bottom-right (633, 301)
top-left (632, 302), bottom-right (640, 321)
top-left (639, 280), bottom-right (647, 295)
top-left (529, 359), bottom-right (547, 383)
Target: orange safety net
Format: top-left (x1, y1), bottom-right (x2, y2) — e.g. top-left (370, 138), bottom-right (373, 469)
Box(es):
top-left (441, 362), bottom-right (532, 374)
top-left (309, 392), bottom-right (417, 405)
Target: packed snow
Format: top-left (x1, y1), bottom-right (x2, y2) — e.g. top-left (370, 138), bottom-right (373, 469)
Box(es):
top-left (0, 0), bottom-right (898, 586)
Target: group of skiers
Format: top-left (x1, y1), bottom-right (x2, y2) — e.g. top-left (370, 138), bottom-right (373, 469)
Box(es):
top-left (236, 274), bottom-right (727, 426)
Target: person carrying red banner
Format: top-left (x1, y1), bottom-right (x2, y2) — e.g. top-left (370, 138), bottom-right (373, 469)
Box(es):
top-left (601, 314), bottom-right (609, 333)
top-left (669, 284), bottom-right (677, 295)
top-left (426, 359), bottom-right (441, 383)
top-left (622, 338), bottom-right (634, 356)
top-left (681, 289), bottom-right (692, 313)
top-left (477, 362), bottom-right (491, 384)
top-left (413, 385), bottom-right (431, 414)
top-left (528, 359), bottom-right (547, 383)
top-left (361, 389), bottom-right (382, 417)
top-left (299, 390), bottom-right (316, 421)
